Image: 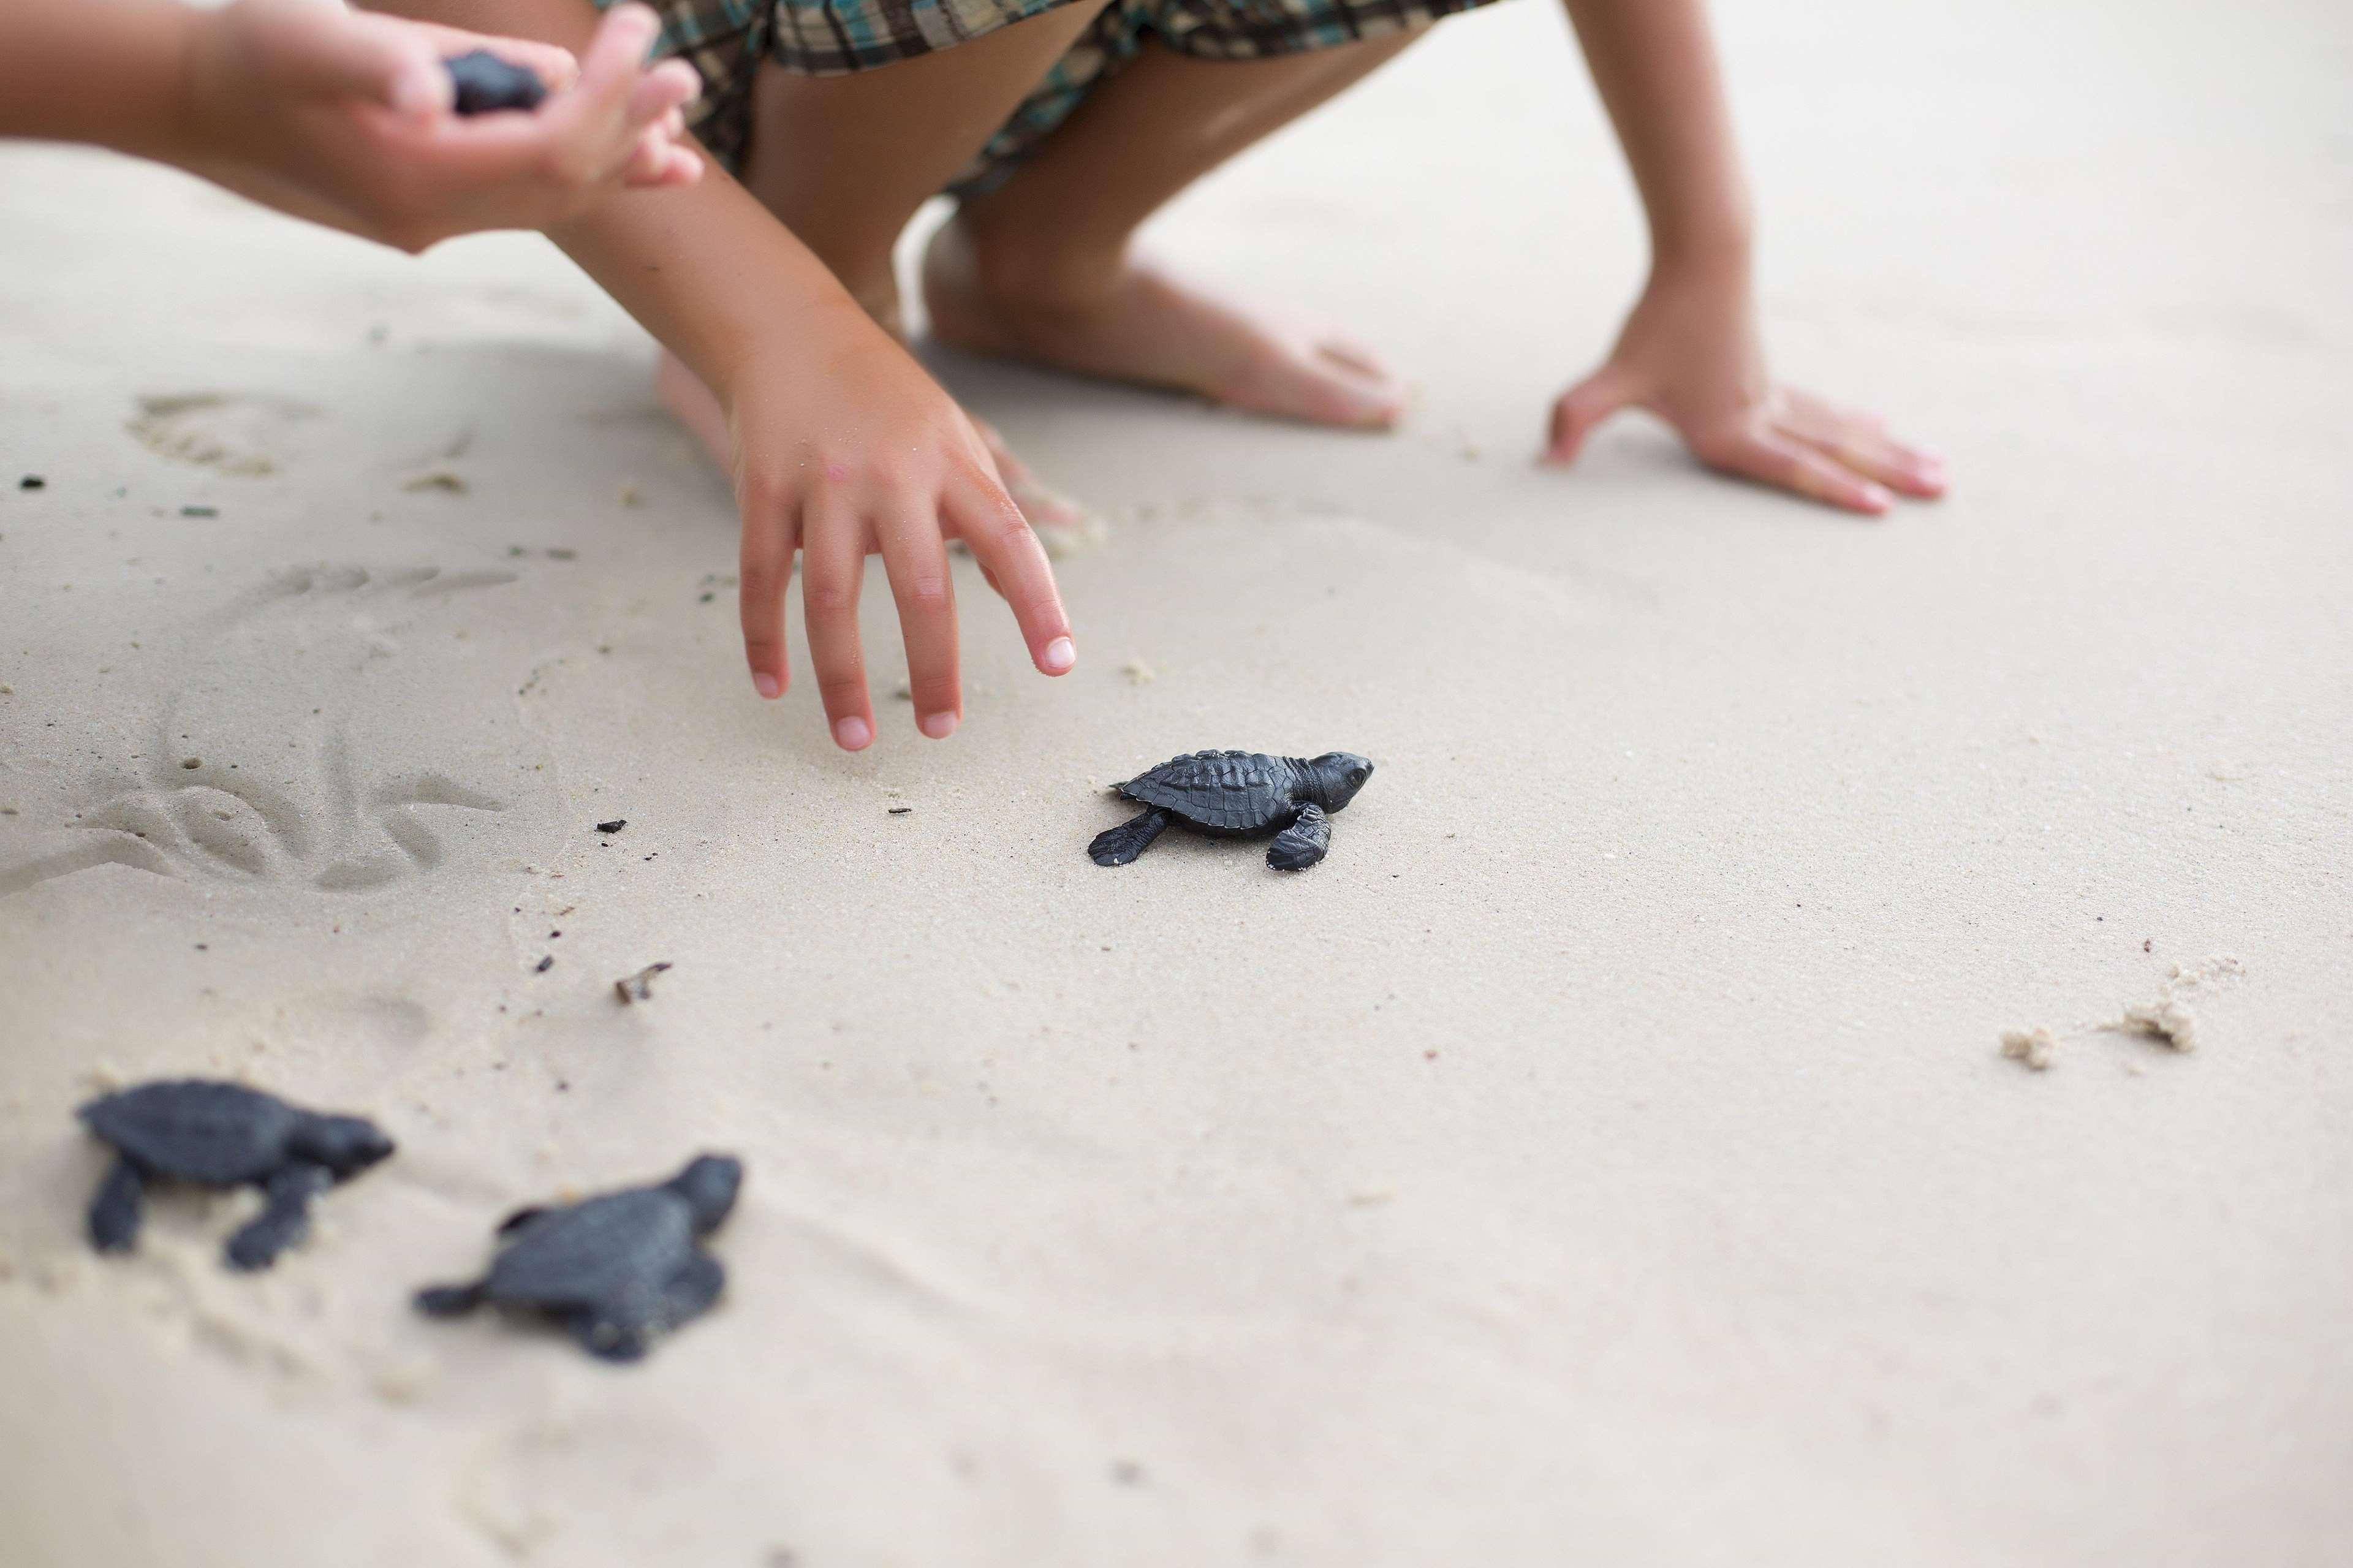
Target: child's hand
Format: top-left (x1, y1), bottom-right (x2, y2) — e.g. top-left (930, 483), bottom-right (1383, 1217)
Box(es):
top-left (1544, 258), bottom-right (1947, 515)
top-left (177, 1), bottom-right (701, 252)
top-left (724, 306), bottom-right (1077, 750)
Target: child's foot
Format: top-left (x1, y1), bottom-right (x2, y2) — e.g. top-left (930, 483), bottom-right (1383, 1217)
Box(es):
top-left (654, 349), bottom-right (1089, 531)
top-left (921, 215), bottom-right (1408, 431)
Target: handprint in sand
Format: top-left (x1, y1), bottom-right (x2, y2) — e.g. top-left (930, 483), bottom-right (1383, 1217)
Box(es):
top-left (2, 564), bottom-right (536, 898)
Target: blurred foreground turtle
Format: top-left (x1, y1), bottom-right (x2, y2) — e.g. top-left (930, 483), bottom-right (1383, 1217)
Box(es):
top-left (443, 50), bottom-right (548, 115)
top-left (1089, 750), bottom-right (1374, 871)
top-left (78, 1080), bottom-right (394, 1269)
top-left (415, 1154), bottom-right (741, 1362)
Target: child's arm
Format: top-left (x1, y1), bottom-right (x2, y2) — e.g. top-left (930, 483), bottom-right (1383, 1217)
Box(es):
top-left (1542, 0), bottom-right (1947, 512)
top-left (0, 0), bottom-right (702, 252)
top-left (382, 0), bottom-right (1077, 749)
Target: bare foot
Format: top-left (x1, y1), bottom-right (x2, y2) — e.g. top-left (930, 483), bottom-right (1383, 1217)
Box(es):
top-left (922, 214), bottom-right (1408, 430)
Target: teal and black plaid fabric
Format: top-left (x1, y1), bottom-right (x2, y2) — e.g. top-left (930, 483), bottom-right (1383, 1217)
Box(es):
top-left (609, 0), bottom-right (1498, 194)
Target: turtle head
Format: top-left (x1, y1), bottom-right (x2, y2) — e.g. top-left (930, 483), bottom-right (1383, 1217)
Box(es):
top-left (1306, 752), bottom-right (1375, 812)
top-left (668, 1154), bottom-right (744, 1234)
top-left (291, 1115), bottom-right (396, 1179)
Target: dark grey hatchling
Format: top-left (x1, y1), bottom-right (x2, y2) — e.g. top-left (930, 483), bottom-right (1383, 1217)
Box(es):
top-left (414, 1154), bottom-right (742, 1362)
top-left (1089, 750), bottom-right (1375, 871)
top-left (442, 50), bottom-right (548, 115)
top-left (77, 1080), bottom-right (395, 1270)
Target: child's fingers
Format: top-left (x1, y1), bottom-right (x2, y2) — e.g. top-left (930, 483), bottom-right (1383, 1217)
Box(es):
top-left (738, 507), bottom-right (798, 701)
top-left (618, 126), bottom-right (670, 187)
top-left (1544, 368), bottom-right (1637, 465)
top-left (627, 61), bottom-right (702, 127)
top-left (1784, 425), bottom-right (1947, 501)
top-left (876, 509), bottom-right (962, 740)
top-left (289, 9), bottom-right (451, 117)
top-left (396, 23), bottom-right (582, 95)
top-left (567, 4), bottom-right (664, 125)
top-left (1699, 426), bottom-right (1892, 516)
top-left (942, 474), bottom-right (1075, 676)
top-left (800, 508), bottom-right (877, 751)
top-left (1775, 394), bottom-right (1948, 499)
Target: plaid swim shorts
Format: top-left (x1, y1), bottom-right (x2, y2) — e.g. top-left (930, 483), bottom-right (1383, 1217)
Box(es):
top-left (611, 0), bottom-right (1501, 195)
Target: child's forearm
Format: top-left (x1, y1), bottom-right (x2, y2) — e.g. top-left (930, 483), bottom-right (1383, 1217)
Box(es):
top-left (369, 0), bottom-right (860, 396)
top-left (553, 167), bottom-right (873, 401)
top-left (1558, 0), bottom-right (1752, 271)
top-left (0, 1), bottom-right (200, 159)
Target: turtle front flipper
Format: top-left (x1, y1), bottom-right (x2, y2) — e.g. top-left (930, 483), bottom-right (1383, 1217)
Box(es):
top-left (1089, 808), bottom-right (1173, 866)
top-left (569, 1309), bottom-right (653, 1363)
top-left (495, 1205), bottom-right (550, 1237)
top-left (224, 1161), bottom-right (333, 1270)
top-left (1267, 804), bottom-right (1331, 871)
top-left (657, 1252), bottom-right (726, 1333)
top-left (87, 1157), bottom-right (146, 1254)
top-left (414, 1280), bottom-right (489, 1317)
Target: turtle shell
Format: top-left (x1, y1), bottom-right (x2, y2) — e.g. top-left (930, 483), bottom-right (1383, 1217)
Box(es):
top-left (481, 1189), bottom-right (694, 1312)
top-left (78, 1080), bottom-right (300, 1185)
top-left (1118, 751), bottom-right (1300, 835)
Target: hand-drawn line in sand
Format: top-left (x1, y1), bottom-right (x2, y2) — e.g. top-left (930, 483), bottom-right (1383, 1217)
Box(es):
top-left (128, 392), bottom-right (321, 477)
top-left (207, 561), bottom-right (520, 628)
top-left (1999, 956), bottom-right (2246, 1072)
top-left (1, 564), bottom-right (521, 899)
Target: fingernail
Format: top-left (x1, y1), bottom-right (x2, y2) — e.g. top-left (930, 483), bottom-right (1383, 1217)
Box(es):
top-left (752, 672), bottom-right (779, 700)
top-left (1861, 485), bottom-right (1893, 513)
top-left (919, 711), bottom-right (958, 740)
top-left (1041, 637), bottom-right (1075, 673)
top-left (833, 716), bottom-right (871, 750)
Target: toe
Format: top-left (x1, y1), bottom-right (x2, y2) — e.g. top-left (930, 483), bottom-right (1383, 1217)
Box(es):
top-left (1225, 340), bottom-right (1407, 431)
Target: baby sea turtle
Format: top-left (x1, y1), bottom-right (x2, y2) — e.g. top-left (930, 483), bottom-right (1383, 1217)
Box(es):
top-left (1089, 750), bottom-right (1374, 871)
top-left (443, 50), bottom-right (548, 115)
top-left (414, 1154), bottom-right (741, 1362)
top-left (78, 1080), bottom-right (395, 1270)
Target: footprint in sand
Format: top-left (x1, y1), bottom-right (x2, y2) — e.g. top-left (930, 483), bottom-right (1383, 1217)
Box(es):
top-left (128, 392), bottom-right (321, 478)
top-left (2, 564), bottom-right (537, 898)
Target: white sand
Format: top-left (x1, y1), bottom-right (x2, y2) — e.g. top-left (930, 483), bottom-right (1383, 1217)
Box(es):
top-left (3, 1), bottom-right (2351, 1563)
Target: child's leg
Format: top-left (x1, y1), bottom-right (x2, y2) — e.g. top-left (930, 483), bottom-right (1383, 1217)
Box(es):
top-left (735, 5), bottom-right (1116, 335)
top-left (926, 32), bottom-right (1425, 430)
top-left (654, 3), bottom-right (1112, 512)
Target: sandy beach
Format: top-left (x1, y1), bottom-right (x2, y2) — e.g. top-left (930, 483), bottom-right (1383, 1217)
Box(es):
top-left (2, 0), bottom-right (2349, 1562)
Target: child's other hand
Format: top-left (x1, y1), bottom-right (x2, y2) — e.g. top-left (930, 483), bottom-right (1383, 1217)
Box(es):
top-left (181, 1), bottom-right (701, 252)
top-left (723, 306), bottom-right (1077, 751)
top-left (1542, 259), bottom-right (1947, 515)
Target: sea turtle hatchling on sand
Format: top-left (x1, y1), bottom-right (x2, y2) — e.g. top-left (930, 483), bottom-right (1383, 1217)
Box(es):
top-left (1089, 750), bottom-right (1374, 871)
top-left (77, 1080), bottom-right (395, 1270)
top-left (414, 1154), bottom-right (742, 1362)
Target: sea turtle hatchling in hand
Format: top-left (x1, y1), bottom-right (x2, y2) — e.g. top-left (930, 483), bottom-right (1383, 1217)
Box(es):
top-left (1089, 750), bottom-right (1374, 871)
top-left (414, 1154), bottom-right (741, 1362)
top-left (77, 1080), bottom-right (395, 1270)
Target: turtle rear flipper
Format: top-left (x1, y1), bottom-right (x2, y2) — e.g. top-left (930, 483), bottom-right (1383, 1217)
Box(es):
top-left (88, 1157), bottom-right (146, 1253)
top-left (1089, 808), bottom-right (1172, 866)
top-left (414, 1280), bottom-right (489, 1317)
top-left (1267, 804), bottom-right (1331, 871)
top-left (224, 1161), bottom-right (332, 1271)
